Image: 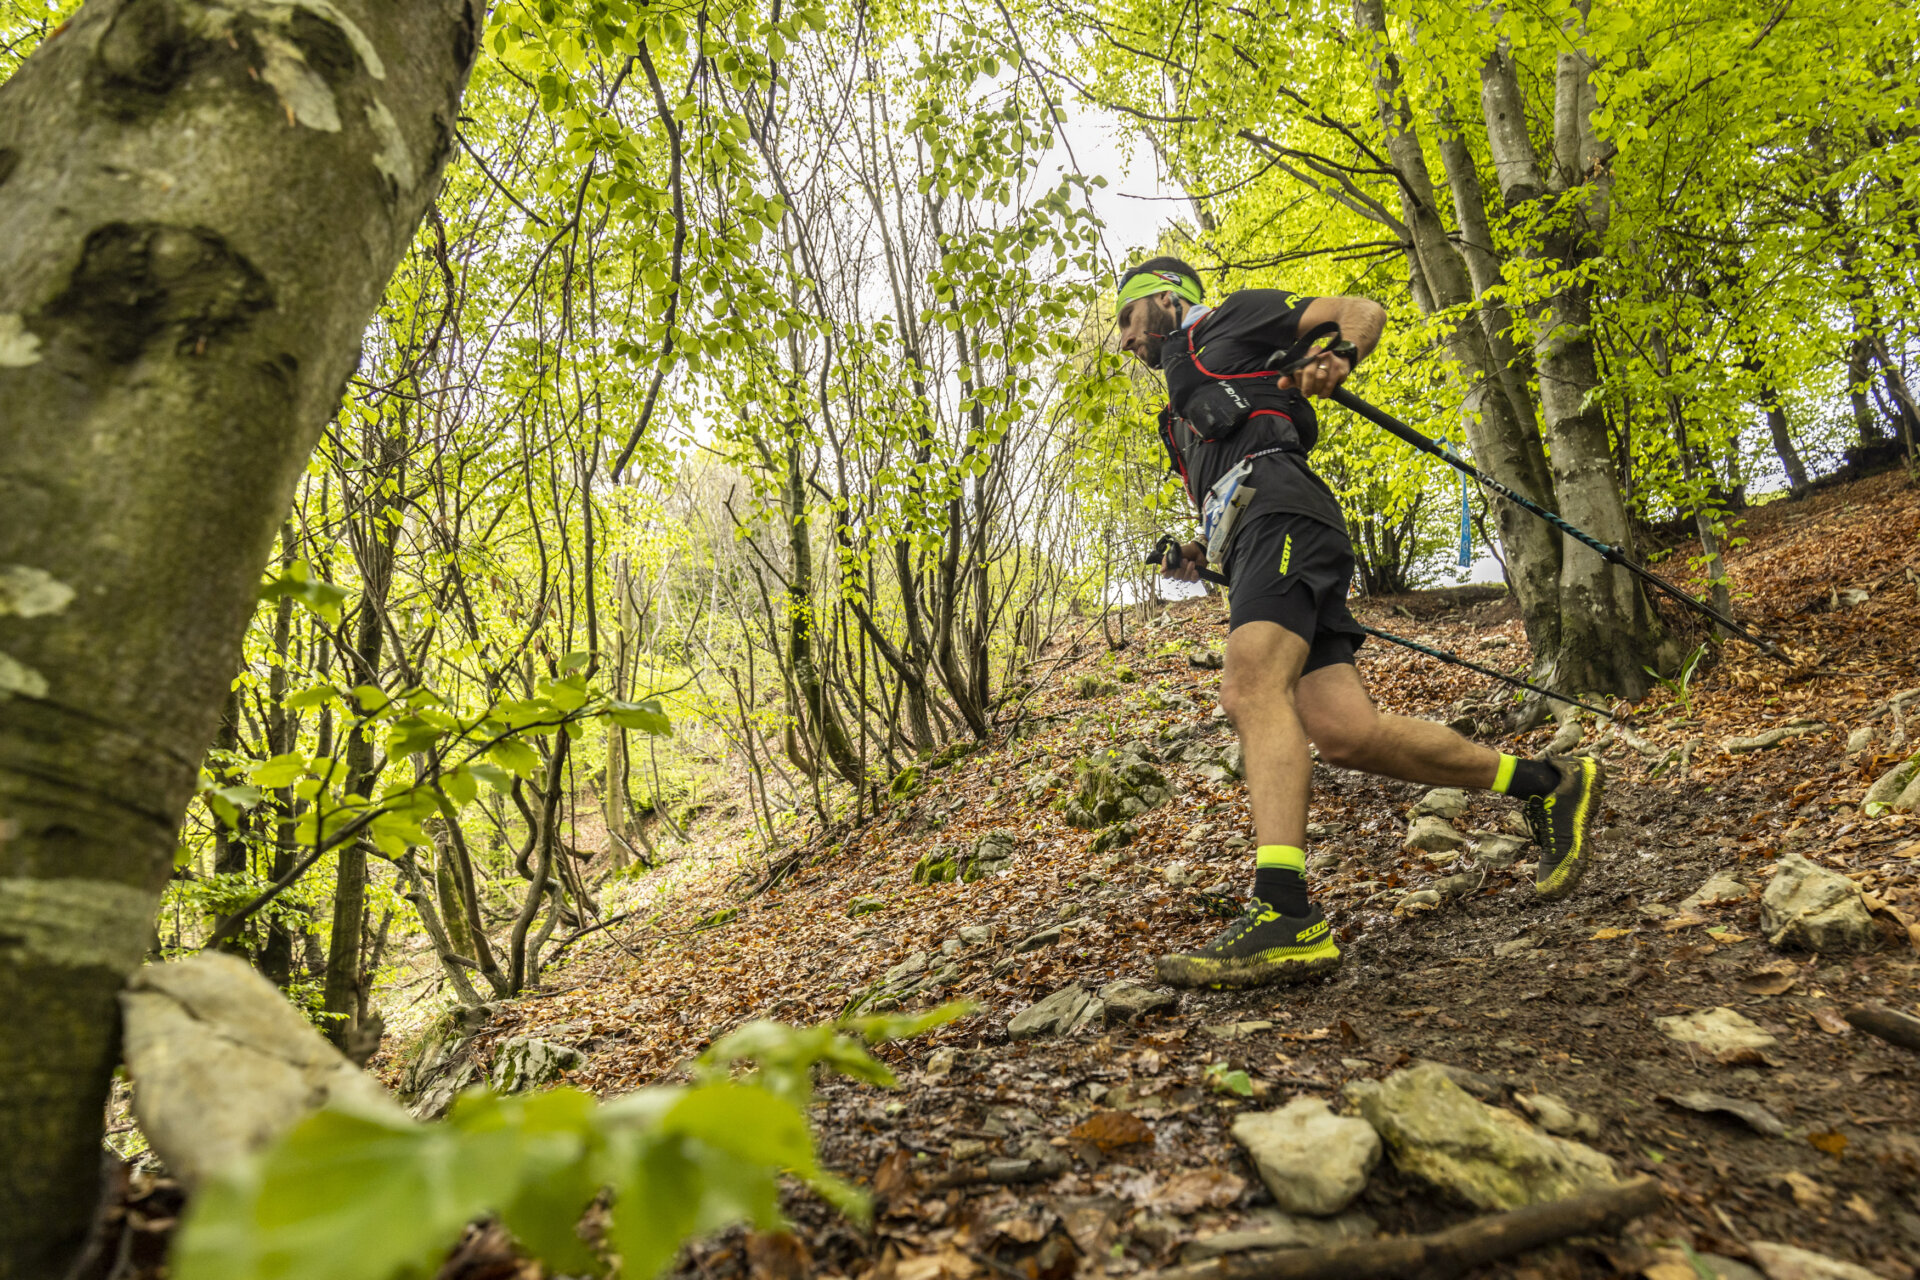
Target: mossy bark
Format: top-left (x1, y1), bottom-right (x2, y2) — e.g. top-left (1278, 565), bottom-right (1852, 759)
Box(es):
top-left (0, 1), bottom-right (481, 1272)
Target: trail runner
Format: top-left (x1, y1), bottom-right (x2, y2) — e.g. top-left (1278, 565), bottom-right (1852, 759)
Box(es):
top-left (1114, 256), bottom-right (1603, 989)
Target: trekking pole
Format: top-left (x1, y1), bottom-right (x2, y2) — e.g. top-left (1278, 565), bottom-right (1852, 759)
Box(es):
top-left (1326, 387), bottom-right (1787, 661)
top-left (1263, 328), bottom-right (1788, 661)
top-left (1144, 538), bottom-right (1614, 718)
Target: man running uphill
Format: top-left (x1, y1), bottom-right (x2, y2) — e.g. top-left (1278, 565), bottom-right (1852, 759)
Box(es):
top-left (1114, 256), bottom-right (1602, 990)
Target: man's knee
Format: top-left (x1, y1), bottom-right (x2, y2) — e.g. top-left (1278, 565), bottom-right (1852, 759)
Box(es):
top-left (1313, 723), bottom-right (1374, 770)
top-left (1219, 665), bottom-right (1293, 729)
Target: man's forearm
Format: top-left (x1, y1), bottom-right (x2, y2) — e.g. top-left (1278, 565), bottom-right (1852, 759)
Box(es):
top-left (1334, 297), bottom-right (1387, 361)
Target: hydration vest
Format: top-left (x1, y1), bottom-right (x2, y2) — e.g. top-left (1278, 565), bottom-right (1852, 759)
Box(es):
top-left (1156, 315), bottom-right (1319, 508)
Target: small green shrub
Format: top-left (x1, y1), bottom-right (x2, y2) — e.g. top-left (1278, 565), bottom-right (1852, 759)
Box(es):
top-left (173, 1009), bottom-right (967, 1280)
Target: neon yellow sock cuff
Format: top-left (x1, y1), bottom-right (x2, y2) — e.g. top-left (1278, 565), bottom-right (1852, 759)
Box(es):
top-left (1255, 844), bottom-right (1307, 872)
top-left (1492, 754), bottom-right (1519, 794)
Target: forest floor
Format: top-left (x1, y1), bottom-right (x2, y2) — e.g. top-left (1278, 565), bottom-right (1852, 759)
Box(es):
top-left (351, 468), bottom-right (1910, 1280)
top-left (420, 467), bottom-right (1920, 1280)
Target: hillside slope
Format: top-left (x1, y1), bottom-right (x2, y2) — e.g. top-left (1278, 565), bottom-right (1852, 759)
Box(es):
top-left (441, 470), bottom-right (1920, 1280)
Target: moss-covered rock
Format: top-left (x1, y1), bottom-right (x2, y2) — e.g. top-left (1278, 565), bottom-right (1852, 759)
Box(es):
top-left (1067, 672), bottom-right (1116, 699)
top-left (1114, 665), bottom-right (1138, 684)
top-left (963, 830), bottom-right (1017, 881)
top-left (1059, 751), bottom-right (1170, 829)
top-left (847, 895), bottom-right (886, 917)
top-left (1091, 821), bottom-right (1137, 854)
top-left (912, 843), bottom-right (965, 884)
top-left (927, 739), bottom-right (981, 771)
top-left (888, 764), bottom-right (925, 802)
top-left (1024, 768), bottom-right (1066, 803)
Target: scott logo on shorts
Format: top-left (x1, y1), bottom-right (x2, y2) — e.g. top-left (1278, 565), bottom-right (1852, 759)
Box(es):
top-left (1276, 534), bottom-right (1292, 576)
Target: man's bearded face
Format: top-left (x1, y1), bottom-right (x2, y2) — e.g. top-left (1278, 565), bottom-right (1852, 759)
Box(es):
top-left (1118, 295), bottom-right (1179, 369)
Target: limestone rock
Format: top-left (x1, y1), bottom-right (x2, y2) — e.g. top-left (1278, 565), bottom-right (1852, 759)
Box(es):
top-left (1343, 1062), bottom-right (1619, 1211)
top-left (490, 1036), bottom-right (584, 1093)
top-left (884, 951), bottom-right (930, 985)
top-left (1470, 832), bottom-right (1529, 868)
top-left (1404, 816), bottom-right (1467, 853)
top-left (1067, 672), bottom-right (1116, 698)
top-left (1232, 1097), bottom-right (1381, 1216)
top-left (912, 842), bottom-right (965, 884)
top-left (1163, 861), bottom-right (1195, 887)
top-left (925, 1048), bottom-right (958, 1079)
top-left (1091, 821), bottom-right (1136, 854)
top-left (1895, 769), bottom-right (1920, 815)
top-left (1502, 810), bottom-right (1532, 837)
top-left (847, 895), bottom-right (885, 917)
top-left (1761, 854), bottom-right (1877, 952)
top-left (1863, 752), bottom-right (1920, 815)
top-left (958, 924), bottom-right (998, 949)
top-left (121, 952), bottom-right (403, 1186)
top-left (1681, 871), bottom-right (1751, 911)
top-left (1015, 925), bottom-right (1061, 953)
top-left (1060, 751), bottom-right (1170, 829)
top-left (1009, 984), bottom-right (1098, 1039)
top-left (965, 830), bottom-right (1017, 880)
top-left (1025, 769), bottom-right (1066, 803)
top-left (1401, 889), bottom-right (1442, 908)
top-left (1188, 648), bottom-right (1224, 670)
top-left (1513, 1091), bottom-right (1599, 1140)
top-left (1748, 1242), bottom-right (1886, 1280)
top-left (1654, 1007), bottom-right (1779, 1059)
top-left (1180, 1210), bottom-right (1376, 1260)
top-left (1411, 788), bottom-right (1469, 820)
top-left (1844, 726), bottom-right (1876, 755)
top-left (1098, 980), bottom-right (1175, 1024)
top-left (1494, 937), bottom-right (1537, 958)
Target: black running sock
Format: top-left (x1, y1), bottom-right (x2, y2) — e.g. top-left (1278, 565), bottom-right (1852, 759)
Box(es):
top-left (1254, 845), bottom-right (1310, 916)
top-left (1493, 754), bottom-right (1560, 800)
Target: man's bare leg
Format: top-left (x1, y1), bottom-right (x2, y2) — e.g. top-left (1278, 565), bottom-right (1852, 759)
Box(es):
top-left (1295, 662), bottom-right (1499, 787)
top-left (1155, 621), bottom-right (1342, 989)
top-left (1217, 621), bottom-right (1311, 847)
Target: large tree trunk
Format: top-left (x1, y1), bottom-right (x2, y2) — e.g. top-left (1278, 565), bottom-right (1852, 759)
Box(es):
top-left (1352, 0), bottom-right (1564, 677)
top-left (0, 2), bottom-right (481, 1272)
top-left (1478, 20), bottom-right (1675, 697)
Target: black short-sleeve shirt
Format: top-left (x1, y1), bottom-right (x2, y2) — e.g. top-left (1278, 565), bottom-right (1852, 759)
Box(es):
top-left (1162, 289), bottom-right (1346, 534)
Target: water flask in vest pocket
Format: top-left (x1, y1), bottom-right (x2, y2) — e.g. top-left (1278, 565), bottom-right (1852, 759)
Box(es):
top-left (1202, 459), bottom-right (1258, 567)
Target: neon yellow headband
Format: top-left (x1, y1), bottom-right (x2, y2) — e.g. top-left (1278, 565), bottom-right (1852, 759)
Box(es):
top-left (1116, 269), bottom-right (1202, 316)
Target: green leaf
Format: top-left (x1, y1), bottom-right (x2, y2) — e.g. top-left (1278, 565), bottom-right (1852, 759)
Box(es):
top-left (386, 716), bottom-right (444, 758)
top-left (352, 685), bottom-right (391, 713)
top-left (469, 762), bottom-right (515, 792)
top-left (285, 685), bottom-right (336, 711)
top-left (439, 767), bottom-right (478, 810)
top-left (661, 1082), bottom-right (815, 1174)
top-left (251, 753), bottom-right (307, 789)
top-left (608, 698), bottom-right (673, 735)
top-left (172, 1104), bottom-right (522, 1280)
top-left (490, 738), bottom-right (541, 779)
top-left (260, 564), bottom-right (352, 627)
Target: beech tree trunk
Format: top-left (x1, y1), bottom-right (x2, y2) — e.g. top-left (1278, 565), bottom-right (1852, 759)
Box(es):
top-left (0, 1), bottom-right (482, 1272)
top-left (1478, 18), bottom-right (1675, 698)
top-left (1353, 0), bottom-right (1564, 677)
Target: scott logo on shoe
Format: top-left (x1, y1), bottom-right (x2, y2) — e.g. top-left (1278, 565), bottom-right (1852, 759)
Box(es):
top-left (1299, 918), bottom-right (1328, 941)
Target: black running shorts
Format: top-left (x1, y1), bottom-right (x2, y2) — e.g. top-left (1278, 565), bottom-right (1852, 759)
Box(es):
top-left (1223, 513), bottom-right (1367, 672)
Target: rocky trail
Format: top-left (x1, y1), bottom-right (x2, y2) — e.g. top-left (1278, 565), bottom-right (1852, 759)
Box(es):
top-left (103, 472), bottom-right (1920, 1280)
top-left (394, 470), bottom-right (1920, 1280)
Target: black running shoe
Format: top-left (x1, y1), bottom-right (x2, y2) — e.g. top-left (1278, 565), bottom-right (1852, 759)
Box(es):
top-left (1525, 755), bottom-right (1603, 900)
top-left (1155, 901), bottom-right (1342, 990)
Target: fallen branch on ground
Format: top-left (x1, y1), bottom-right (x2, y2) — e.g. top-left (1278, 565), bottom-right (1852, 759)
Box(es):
top-left (1846, 1003), bottom-right (1920, 1052)
top-left (1146, 1177), bottom-right (1666, 1280)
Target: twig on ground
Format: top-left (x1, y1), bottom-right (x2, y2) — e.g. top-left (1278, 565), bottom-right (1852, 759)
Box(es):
top-left (1144, 1177), bottom-right (1665, 1280)
top-left (1845, 1003), bottom-right (1920, 1052)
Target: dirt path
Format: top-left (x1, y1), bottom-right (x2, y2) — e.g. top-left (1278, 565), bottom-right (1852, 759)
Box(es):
top-left (471, 471), bottom-right (1920, 1280)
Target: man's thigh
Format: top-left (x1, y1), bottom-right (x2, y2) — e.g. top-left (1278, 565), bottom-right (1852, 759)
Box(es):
top-left (1295, 659), bottom-right (1380, 745)
top-left (1223, 619), bottom-right (1311, 706)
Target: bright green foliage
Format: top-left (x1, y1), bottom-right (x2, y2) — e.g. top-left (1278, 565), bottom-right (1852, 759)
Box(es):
top-left (173, 1007), bottom-right (968, 1280)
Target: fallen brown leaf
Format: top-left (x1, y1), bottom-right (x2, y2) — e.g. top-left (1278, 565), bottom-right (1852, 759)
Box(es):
top-left (1776, 1170), bottom-right (1833, 1208)
top-left (1739, 972), bottom-right (1796, 996)
top-left (1069, 1109), bottom-right (1154, 1152)
top-left (1812, 1007), bottom-right (1852, 1035)
top-left (1809, 1129), bottom-right (1849, 1158)
top-left (1147, 1168), bottom-right (1245, 1215)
